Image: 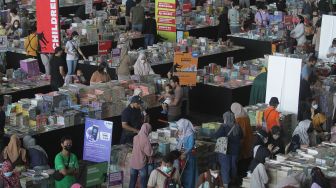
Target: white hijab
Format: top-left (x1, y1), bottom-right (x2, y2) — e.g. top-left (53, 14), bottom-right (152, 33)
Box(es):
top-left (292, 119), bottom-right (311, 145)
top-left (133, 53), bottom-right (154, 76)
top-left (176, 119), bottom-right (195, 150)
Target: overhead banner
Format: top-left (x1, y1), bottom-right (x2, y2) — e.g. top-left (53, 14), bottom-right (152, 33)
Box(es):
top-left (319, 15), bottom-right (336, 61)
top-left (83, 118), bottom-right (113, 163)
top-left (98, 40), bottom-right (113, 55)
top-left (155, 0), bottom-right (176, 42)
top-left (173, 52), bottom-right (198, 86)
top-left (36, 0), bottom-right (60, 53)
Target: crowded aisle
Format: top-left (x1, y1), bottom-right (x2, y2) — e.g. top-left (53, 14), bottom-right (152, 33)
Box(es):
top-left (1, 0), bottom-right (336, 187)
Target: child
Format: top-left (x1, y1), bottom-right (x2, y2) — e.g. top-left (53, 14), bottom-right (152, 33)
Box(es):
top-left (74, 69), bottom-right (87, 84)
top-left (160, 84), bottom-right (174, 115)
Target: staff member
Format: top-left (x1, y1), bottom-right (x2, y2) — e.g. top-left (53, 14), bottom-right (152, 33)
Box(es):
top-left (120, 96), bottom-right (143, 144)
top-left (168, 76), bottom-right (183, 122)
top-left (50, 47), bottom-right (66, 91)
top-left (264, 97), bottom-right (281, 133)
top-left (24, 25), bottom-right (38, 57)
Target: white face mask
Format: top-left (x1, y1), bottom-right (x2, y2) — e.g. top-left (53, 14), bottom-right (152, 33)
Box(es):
top-left (210, 170), bottom-right (219, 178)
top-left (141, 60), bottom-right (145, 63)
top-left (14, 24), bottom-right (19, 28)
top-left (312, 104), bottom-right (318, 110)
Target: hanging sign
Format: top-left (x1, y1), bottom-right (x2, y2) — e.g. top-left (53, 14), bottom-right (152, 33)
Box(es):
top-left (155, 0), bottom-right (177, 42)
top-left (173, 52), bottom-right (198, 86)
top-left (98, 40), bottom-right (113, 55)
top-left (36, 0), bottom-right (60, 53)
top-left (83, 118), bottom-right (113, 163)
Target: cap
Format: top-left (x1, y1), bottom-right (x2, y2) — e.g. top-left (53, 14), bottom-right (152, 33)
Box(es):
top-left (269, 97), bottom-right (279, 105)
top-left (130, 96), bottom-right (143, 104)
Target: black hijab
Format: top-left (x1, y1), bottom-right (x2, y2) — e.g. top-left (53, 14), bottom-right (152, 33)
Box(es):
top-left (249, 146), bottom-right (270, 172)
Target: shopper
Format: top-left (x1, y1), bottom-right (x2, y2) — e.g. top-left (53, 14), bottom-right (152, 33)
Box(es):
top-left (254, 129), bottom-right (269, 147)
top-left (147, 154), bottom-right (181, 187)
top-left (54, 136), bottom-right (79, 188)
top-left (255, 5), bottom-right (270, 28)
top-left (176, 118), bottom-right (197, 188)
top-left (126, 0), bottom-right (136, 29)
top-left (263, 97), bottom-right (280, 133)
top-left (311, 113), bottom-right (327, 146)
top-left (197, 162), bottom-right (224, 187)
top-left (117, 44), bottom-right (131, 80)
top-left (129, 123), bottom-right (154, 188)
top-left (326, 38), bottom-right (336, 63)
top-left (22, 136), bottom-right (49, 170)
top-left (217, 7), bottom-right (231, 41)
top-left (213, 111), bottom-right (242, 187)
top-left (311, 167), bottom-right (330, 188)
top-left (228, 2), bottom-right (240, 34)
top-left (74, 69), bottom-right (87, 84)
top-left (292, 119), bottom-right (314, 147)
top-left (0, 160), bottom-right (21, 188)
top-left (318, 0), bottom-right (330, 15)
top-left (230, 103), bottom-right (253, 160)
top-left (24, 25), bottom-right (38, 57)
top-left (249, 71), bottom-right (267, 105)
top-left (50, 47), bottom-right (66, 91)
top-left (130, 0), bottom-right (145, 32)
top-left (290, 15), bottom-right (307, 46)
top-left (6, 20), bottom-right (21, 38)
top-left (286, 134), bottom-right (301, 154)
top-left (302, 0), bottom-right (313, 20)
top-left (90, 62), bottom-right (111, 84)
top-left (168, 76), bottom-right (183, 122)
top-left (142, 12), bottom-right (157, 48)
top-left (3, 134), bottom-right (27, 168)
top-left (0, 97), bottom-right (5, 151)
top-left (9, 8), bottom-right (20, 28)
top-left (65, 31), bottom-right (87, 75)
top-left (120, 96), bottom-right (143, 144)
top-left (312, 20), bottom-right (321, 57)
top-left (302, 56), bottom-right (317, 82)
top-left (20, 9), bottom-right (30, 38)
top-left (134, 53), bottom-right (155, 76)
top-left (159, 84), bottom-right (175, 115)
top-left (248, 146), bottom-right (270, 188)
top-left (268, 126), bottom-right (285, 157)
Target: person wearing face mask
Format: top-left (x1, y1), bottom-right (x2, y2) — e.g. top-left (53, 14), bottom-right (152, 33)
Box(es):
top-left (90, 62), bottom-right (111, 84)
top-left (268, 126), bottom-right (285, 158)
top-left (6, 20), bottom-right (21, 38)
top-left (290, 15), bottom-right (307, 46)
top-left (176, 118), bottom-right (197, 188)
top-left (50, 47), bottom-right (66, 91)
top-left (292, 119), bottom-right (314, 148)
top-left (263, 97), bottom-right (281, 133)
top-left (228, 2), bottom-right (240, 34)
top-left (0, 160), bottom-right (20, 188)
top-left (54, 136), bottom-right (79, 188)
top-left (147, 154), bottom-right (181, 188)
top-left (326, 38), bottom-right (336, 63)
top-left (197, 163), bottom-right (224, 188)
top-left (254, 129), bottom-right (269, 148)
top-left (255, 5), bottom-right (270, 28)
top-left (213, 111), bottom-right (243, 187)
top-left (8, 8), bottom-right (20, 28)
top-left (117, 44), bottom-right (132, 80)
top-left (65, 31), bottom-right (87, 75)
top-left (301, 56), bottom-right (317, 82)
top-left (22, 135), bottom-right (49, 170)
top-left (133, 53), bottom-right (155, 76)
top-left (129, 123), bottom-right (154, 188)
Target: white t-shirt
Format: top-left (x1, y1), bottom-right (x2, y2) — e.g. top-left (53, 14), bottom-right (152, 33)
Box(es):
top-left (148, 168), bottom-right (180, 188)
top-left (328, 47), bottom-right (336, 63)
top-left (66, 40), bottom-right (79, 61)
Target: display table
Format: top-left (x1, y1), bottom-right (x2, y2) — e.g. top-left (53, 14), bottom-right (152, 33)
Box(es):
top-left (227, 35), bottom-right (279, 59)
top-left (178, 25), bottom-right (219, 40)
top-left (189, 82), bottom-right (252, 116)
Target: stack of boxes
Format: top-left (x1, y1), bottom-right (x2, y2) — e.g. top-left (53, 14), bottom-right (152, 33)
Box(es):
top-left (19, 58), bottom-right (40, 77)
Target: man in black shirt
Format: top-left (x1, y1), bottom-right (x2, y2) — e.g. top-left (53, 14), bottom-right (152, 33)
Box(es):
top-left (120, 96), bottom-right (143, 144)
top-left (142, 12), bottom-right (157, 48)
top-left (50, 47), bottom-right (66, 91)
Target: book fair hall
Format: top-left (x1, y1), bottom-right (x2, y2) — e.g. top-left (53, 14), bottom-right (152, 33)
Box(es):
top-left (1, 0), bottom-right (336, 187)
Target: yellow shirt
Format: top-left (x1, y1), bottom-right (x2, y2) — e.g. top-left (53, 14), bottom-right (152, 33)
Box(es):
top-left (24, 33), bottom-right (38, 57)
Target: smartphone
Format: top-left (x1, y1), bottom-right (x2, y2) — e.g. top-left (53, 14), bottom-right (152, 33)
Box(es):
top-left (91, 125), bottom-right (99, 141)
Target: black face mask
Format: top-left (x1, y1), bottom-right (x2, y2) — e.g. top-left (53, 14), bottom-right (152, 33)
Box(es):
top-left (64, 145), bottom-right (72, 151)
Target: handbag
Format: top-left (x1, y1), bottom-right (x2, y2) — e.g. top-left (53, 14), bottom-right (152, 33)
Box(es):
top-left (53, 154), bottom-right (71, 181)
top-left (214, 125), bottom-right (236, 155)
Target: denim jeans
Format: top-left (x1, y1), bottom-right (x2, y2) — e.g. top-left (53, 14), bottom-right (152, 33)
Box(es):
top-left (129, 165), bottom-right (148, 188)
top-left (132, 24), bottom-right (143, 32)
top-left (218, 154), bottom-right (238, 184)
top-left (144, 34), bottom-right (155, 48)
top-left (230, 26), bottom-right (240, 34)
top-left (66, 60), bottom-right (78, 75)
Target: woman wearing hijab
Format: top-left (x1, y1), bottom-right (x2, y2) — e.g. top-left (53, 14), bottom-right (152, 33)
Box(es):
top-left (290, 15), bottom-right (307, 46)
top-left (254, 129), bottom-right (269, 148)
top-left (176, 118), bottom-right (197, 188)
top-left (311, 113), bottom-right (327, 146)
top-left (0, 160), bottom-right (21, 188)
top-left (117, 44), bottom-right (131, 80)
top-left (3, 134), bottom-right (27, 168)
top-left (268, 126), bottom-right (285, 157)
top-left (213, 111), bottom-right (243, 187)
top-left (248, 146), bottom-right (270, 188)
top-left (249, 71), bottom-right (267, 105)
top-left (292, 119), bottom-right (313, 147)
top-left (230, 103), bottom-right (253, 176)
top-left (22, 136), bottom-right (49, 170)
top-left (133, 53), bottom-right (155, 76)
top-left (311, 167), bottom-right (330, 188)
top-left (129, 123), bottom-right (154, 188)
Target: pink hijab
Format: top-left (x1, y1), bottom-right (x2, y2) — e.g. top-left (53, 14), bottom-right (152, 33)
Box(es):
top-left (130, 123), bottom-right (154, 169)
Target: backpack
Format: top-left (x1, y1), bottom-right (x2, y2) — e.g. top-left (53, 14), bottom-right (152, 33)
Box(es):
top-left (156, 168), bottom-right (178, 188)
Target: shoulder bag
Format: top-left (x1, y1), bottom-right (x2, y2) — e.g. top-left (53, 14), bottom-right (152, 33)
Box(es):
top-left (53, 154), bottom-right (71, 181)
top-left (214, 125), bottom-right (236, 155)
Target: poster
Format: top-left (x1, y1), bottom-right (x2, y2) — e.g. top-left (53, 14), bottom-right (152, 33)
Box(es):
top-left (0, 36), bottom-right (8, 52)
top-left (155, 0), bottom-right (176, 42)
top-left (98, 40), bottom-right (113, 55)
top-left (319, 15), bottom-right (336, 60)
top-left (83, 118), bottom-right (113, 163)
top-left (36, 0), bottom-right (60, 53)
top-left (265, 56), bottom-right (302, 114)
top-left (85, 0), bottom-right (93, 14)
top-left (109, 171), bottom-right (123, 187)
top-left (173, 52), bottom-right (198, 86)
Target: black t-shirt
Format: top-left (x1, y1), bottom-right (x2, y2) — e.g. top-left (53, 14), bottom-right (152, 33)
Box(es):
top-left (50, 56), bottom-right (65, 88)
top-left (0, 110), bottom-right (5, 138)
top-left (121, 106), bottom-right (142, 134)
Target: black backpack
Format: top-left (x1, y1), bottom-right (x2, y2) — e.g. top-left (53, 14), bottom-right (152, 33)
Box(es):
top-left (156, 168), bottom-right (178, 188)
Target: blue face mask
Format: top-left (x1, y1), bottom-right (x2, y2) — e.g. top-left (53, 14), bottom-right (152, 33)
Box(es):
top-left (162, 166), bottom-right (172, 174)
top-left (4, 172), bottom-right (13, 177)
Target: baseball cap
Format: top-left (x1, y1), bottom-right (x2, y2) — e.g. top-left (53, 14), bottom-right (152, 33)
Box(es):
top-left (130, 96), bottom-right (143, 104)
